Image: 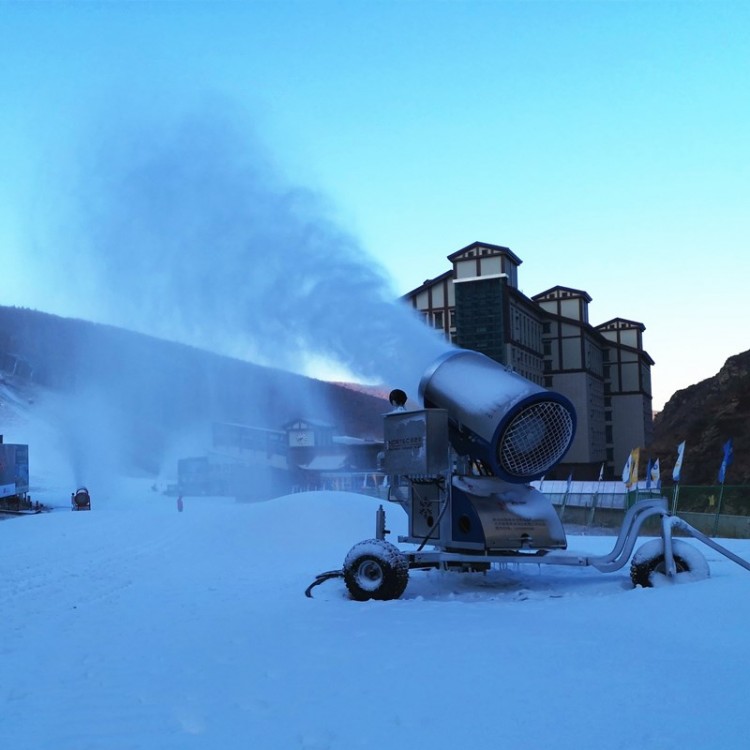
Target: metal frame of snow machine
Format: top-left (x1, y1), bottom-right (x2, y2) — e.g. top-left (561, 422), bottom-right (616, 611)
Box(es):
top-left (315, 350), bottom-right (750, 601)
top-left (339, 492), bottom-right (750, 600)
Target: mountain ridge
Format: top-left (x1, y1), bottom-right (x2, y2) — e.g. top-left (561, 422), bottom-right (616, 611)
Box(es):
top-left (651, 349), bottom-right (750, 484)
top-left (3, 304), bottom-right (748, 485)
top-left (0, 305), bottom-right (390, 475)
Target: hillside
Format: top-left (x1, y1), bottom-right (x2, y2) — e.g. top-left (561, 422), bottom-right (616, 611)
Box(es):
top-left (651, 349), bottom-right (750, 484)
top-left (4, 304), bottom-right (749, 488)
top-left (0, 305), bottom-right (390, 477)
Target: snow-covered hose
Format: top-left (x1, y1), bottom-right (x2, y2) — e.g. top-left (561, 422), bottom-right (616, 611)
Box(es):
top-left (305, 569), bottom-right (344, 598)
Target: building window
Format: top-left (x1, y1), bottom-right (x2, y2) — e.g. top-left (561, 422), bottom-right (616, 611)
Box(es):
top-left (450, 309), bottom-right (456, 327)
top-left (433, 311), bottom-right (444, 329)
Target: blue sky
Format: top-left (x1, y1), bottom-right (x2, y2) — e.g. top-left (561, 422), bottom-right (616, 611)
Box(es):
top-left (1, 1), bottom-right (748, 410)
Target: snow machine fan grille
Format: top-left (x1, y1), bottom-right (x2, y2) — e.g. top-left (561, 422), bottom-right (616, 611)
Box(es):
top-left (498, 400), bottom-right (574, 479)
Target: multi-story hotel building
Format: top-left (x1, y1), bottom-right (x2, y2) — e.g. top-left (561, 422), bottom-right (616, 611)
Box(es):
top-left (403, 241), bottom-right (654, 479)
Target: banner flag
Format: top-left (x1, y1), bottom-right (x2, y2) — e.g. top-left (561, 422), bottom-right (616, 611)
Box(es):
top-left (651, 458), bottom-right (661, 489)
top-left (645, 459), bottom-right (653, 490)
top-left (672, 441), bottom-right (686, 482)
top-left (622, 449), bottom-right (639, 489)
top-left (628, 448), bottom-right (640, 489)
top-left (621, 453), bottom-right (632, 485)
top-left (718, 438), bottom-right (734, 484)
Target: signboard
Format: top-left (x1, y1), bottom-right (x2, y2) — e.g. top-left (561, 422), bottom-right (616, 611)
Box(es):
top-left (0, 444), bottom-right (29, 496)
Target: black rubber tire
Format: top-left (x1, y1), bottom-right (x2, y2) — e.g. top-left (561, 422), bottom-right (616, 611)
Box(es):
top-left (630, 538), bottom-right (710, 588)
top-left (343, 539), bottom-right (409, 601)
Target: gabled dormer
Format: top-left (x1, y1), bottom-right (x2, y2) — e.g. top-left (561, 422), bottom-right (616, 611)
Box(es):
top-left (447, 241), bottom-right (522, 288)
top-left (596, 317), bottom-right (650, 356)
top-left (533, 286), bottom-right (592, 323)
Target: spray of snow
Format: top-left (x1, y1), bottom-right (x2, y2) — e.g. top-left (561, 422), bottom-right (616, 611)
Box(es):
top-left (21, 102), bottom-right (450, 487)
top-left (38, 103), bottom-right (449, 390)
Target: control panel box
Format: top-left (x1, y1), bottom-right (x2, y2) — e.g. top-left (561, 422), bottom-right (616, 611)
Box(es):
top-left (383, 409), bottom-right (449, 476)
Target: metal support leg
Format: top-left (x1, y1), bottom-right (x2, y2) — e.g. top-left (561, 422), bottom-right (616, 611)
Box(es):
top-left (661, 513), bottom-right (677, 578)
top-left (671, 516), bottom-right (750, 573)
top-left (589, 500), bottom-right (667, 572)
top-left (376, 505), bottom-right (388, 540)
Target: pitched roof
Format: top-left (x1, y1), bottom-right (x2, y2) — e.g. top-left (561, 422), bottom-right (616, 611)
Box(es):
top-left (447, 241), bottom-right (522, 266)
top-left (402, 269), bottom-right (453, 298)
top-left (596, 317), bottom-right (646, 332)
top-left (532, 285), bottom-right (593, 303)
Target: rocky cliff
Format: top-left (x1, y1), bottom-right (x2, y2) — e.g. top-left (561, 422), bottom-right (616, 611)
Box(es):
top-left (651, 350), bottom-right (750, 485)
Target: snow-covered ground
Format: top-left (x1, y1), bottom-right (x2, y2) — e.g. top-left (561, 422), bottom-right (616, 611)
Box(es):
top-left (2, 481), bottom-right (750, 750)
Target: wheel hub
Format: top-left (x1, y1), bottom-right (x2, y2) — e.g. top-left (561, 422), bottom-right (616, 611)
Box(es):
top-left (356, 560), bottom-right (384, 591)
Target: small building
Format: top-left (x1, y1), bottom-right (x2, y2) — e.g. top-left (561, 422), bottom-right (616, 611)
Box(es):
top-left (176, 419), bottom-right (384, 500)
top-left (0, 437), bottom-right (30, 511)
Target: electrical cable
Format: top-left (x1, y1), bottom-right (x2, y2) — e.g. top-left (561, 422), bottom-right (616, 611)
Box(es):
top-left (304, 569), bottom-right (344, 598)
top-left (306, 475), bottom-right (447, 594)
top-left (414, 477), bottom-right (449, 552)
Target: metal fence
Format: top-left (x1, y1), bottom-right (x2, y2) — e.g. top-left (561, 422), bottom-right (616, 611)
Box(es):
top-left (540, 481), bottom-right (750, 539)
top-left (661, 484), bottom-right (750, 539)
top-left (309, 474), bottom-right (750, 539)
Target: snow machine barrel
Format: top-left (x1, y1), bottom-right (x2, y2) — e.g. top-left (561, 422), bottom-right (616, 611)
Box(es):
top-left (71, 487), bottom-right (91, 511)
top-left (419, 350), bottom-right (576, 483)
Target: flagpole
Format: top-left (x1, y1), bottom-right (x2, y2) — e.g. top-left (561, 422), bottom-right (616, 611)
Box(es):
top-left (671, 482), bottom-right (680, 515)
top-left (588, 491), bottom-right (597, 527)
top-left (630, 448), bottom-right (640, 509)
top-left (589, 464), bottom-right (603, 527)
top-left (560, 472), bottom-right (573, 523)
top-left (671, 441), bottom-right (686, 515)
top-left (712, 482), bottom-right (726, 537)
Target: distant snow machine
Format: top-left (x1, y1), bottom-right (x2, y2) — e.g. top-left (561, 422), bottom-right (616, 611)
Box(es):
top-left (71, 487), bottom-right (91, 511)
top-left (307, 350), bottom-right (750, 600)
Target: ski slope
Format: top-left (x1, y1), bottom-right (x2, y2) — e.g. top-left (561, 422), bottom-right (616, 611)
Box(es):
top-left (2, 483), bottom-right (750, 749)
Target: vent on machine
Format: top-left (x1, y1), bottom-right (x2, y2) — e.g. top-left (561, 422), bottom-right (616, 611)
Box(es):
top-left (498, 400), bottom-right (575, 479)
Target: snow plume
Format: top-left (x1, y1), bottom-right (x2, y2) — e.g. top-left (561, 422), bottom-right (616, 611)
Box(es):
top-left (32, 386), bottom-right (129, 497)
top-left (50, 104), bottom-right (450, 398)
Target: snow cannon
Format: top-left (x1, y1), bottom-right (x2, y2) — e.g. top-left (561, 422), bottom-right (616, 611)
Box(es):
top-left (419, 349), bottom-right (576, 482)
top-left (71, 487), bottom-right (91, 511)
top-left (307, 352), bottom-right (750, 601)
